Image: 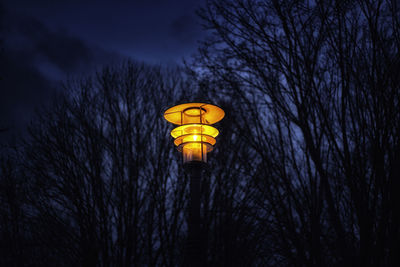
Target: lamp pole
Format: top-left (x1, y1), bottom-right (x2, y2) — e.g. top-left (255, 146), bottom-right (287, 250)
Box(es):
top-left (163, 103), bottom-right (224, 267)
top-left (184, 161), bottom-right (206, 267)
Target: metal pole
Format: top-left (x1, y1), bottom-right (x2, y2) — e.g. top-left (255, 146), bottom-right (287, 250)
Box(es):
top-left (184, 161), bottom-right (206, 267)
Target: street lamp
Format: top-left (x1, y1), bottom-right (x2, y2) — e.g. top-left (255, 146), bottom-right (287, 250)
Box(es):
top-left (163, 102), bottom-right (224, 266)
top-left (164, 102), bottom-right (225, 163)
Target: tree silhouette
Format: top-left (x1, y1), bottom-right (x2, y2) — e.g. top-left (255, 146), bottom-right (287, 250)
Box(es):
top-left (191, 0), bottom-right (400, 266)
top-left (0, 62), bottom-right (200, 266)
top-left (1, 1), bottom-right (400, 266)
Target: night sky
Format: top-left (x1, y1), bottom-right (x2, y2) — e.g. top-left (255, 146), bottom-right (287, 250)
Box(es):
top-left (0, 0), bottom-right (206, 142)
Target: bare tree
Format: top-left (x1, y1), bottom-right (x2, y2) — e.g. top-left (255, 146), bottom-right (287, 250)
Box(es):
top-left (19, 62), bottom-right (192, 266)
top-left (192, 0), bottom-right (400, 266)
top-left (0, 153), bottom-right (27, 267)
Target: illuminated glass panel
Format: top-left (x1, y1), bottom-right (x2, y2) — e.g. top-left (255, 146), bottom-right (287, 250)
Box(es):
top-left (171, 124), bottom-right (219, 138)
top-left (174, 135), bottom-right (216, 146)
top-left (180, 143), bottom-right (212, 163)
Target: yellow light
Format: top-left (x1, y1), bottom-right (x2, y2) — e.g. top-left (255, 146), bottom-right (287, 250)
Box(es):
top-left (170, 124), bottom-right (219, 139)
top-left (182, 143), bottom-right (209, 163)
top-left (163, 102), bottom-right (224, 163)
top-left (173, 135), bottom-right (216, 147)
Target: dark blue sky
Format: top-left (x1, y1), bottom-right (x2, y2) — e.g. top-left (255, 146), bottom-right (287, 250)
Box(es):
top-left (0, 0), bottom-right (206, 143)
top-left (4, 0), bottom-right (205, 64)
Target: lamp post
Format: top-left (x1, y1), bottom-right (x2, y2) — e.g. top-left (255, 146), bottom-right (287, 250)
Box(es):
top-left (163, 103), bottom-right (224, 266)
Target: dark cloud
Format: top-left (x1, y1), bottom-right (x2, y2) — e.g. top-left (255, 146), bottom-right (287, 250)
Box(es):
top-left (3, 0), bottom-right (206, 63)
top-left (169, 14), bottom-right (201, 44)
top-left (17, 17), bottom-right (93, 72)
top-left (0, 4), bottom-right (122, 145)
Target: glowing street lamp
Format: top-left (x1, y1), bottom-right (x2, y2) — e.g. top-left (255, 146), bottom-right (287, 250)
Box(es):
top-left (163, 102), bottom-right (224, 266)
top-left (164, 103), bottom-right (225, 163)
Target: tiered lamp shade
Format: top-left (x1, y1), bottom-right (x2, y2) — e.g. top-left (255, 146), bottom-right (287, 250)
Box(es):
top-left (164, 103), bottom-right (224, 163)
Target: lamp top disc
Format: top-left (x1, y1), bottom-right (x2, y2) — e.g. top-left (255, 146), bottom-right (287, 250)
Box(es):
top-left (164, 103), bottom-right (225, 125)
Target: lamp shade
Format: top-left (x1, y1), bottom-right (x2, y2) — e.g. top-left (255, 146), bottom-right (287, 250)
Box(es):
top-left (164, 103), bottom-right (225, 125)
top-left (163, 103), bottom-right (224, 163)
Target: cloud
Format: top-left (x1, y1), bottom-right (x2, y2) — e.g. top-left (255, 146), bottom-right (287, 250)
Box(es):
top-left (0, 4), bottom-right (122, 145)
top-left (169, 14), bottom-right (200, 44)
top-left (17, 16), bottom-right (93, 72)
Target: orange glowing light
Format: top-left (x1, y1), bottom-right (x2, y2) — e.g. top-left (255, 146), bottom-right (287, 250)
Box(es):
top-left (163, 103), bottom-right (224, 163)
top-left (170, 124), bottom-right (219, 139)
